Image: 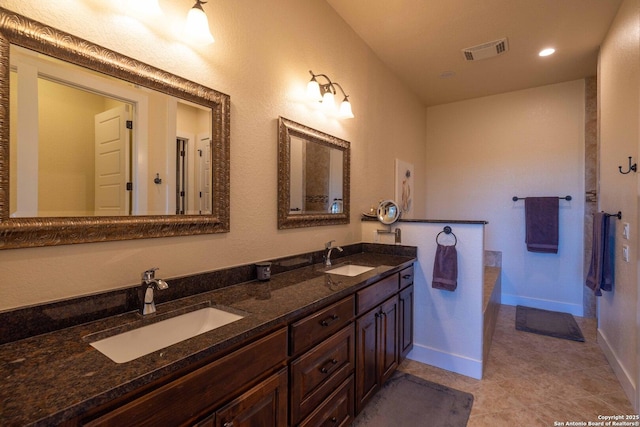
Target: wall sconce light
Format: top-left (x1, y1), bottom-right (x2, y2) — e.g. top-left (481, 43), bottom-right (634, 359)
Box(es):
top-left (183, 0), bottom-right (215, 45)
top-left (306, 70), bottom-right (354, 119)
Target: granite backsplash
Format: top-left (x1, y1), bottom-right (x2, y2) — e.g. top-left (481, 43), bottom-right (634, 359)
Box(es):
top-left (0, 243), bottom-right (416, 345)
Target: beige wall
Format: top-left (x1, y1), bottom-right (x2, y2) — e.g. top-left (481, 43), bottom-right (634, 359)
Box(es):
top-left (38, 80), bottom-right (102, 216)
top-left (426, 80), bottom-right (586, 316)
top-left (0, 0), bottom-right (426, 310)
top-left (598, 0), bottom-right (639, 407)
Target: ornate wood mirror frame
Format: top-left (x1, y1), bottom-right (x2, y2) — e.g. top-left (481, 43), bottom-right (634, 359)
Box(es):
top-left (277, 117), bottom-right (350, 229)
top-left (0, 8), bottom-right (230, 249)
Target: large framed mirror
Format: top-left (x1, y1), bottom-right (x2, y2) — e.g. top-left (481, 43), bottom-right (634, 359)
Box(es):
top-left (0, 8), bottom-right (230, 249)
top-left (277, 117), bottom-right (350, 229)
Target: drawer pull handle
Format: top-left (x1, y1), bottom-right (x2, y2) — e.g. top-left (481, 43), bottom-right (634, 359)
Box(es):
top-left (320, 358), bottom-right (338, 373)
top-left (223, 422), bottom-right (234, 427)
top-left (402, 274), bottom-right (412, 280)
top-left (320, 314), bottom-right (339, 327)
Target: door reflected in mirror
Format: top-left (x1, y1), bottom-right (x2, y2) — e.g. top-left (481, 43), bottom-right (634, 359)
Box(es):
top-left (9, 45), bottom-right (212, 217)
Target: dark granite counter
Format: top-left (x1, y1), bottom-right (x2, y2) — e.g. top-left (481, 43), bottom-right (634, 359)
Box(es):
top-left (0, 248), bottom-right (415, 426)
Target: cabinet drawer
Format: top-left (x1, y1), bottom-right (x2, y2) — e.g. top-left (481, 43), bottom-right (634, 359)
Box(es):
top-left (400, 265), bottom-right (414, 288)
top-left (85, 328), bottom-right (288, 427)
top-left (298, 375), bottom-right (354, 427)
top-left (290, 325), bottom-right (355, 425)
top-left (290, 296), bottom-right (354, 355)
top-left (357, 273), bottom-right (398, 314)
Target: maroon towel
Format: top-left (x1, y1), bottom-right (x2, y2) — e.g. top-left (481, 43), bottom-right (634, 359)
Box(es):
top-left (432, 244), bottom-right (458, 291)
top-left (525, 197), bottom-right (559, 253)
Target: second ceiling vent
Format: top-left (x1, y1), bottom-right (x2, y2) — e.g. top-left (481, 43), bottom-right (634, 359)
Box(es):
top-left (462, 38), bottom-right (509, 61)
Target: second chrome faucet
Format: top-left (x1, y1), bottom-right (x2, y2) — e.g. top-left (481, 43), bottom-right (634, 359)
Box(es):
top-left (324, 240), bottom-right (344, 267)
top-left (139, 267), bottom-right (169, 315)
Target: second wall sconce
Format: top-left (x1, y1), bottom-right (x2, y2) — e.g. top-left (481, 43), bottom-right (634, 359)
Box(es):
top-left (307, 70), bottom-right (354, 119)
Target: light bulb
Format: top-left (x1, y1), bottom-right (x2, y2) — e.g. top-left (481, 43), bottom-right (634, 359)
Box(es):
top-left (322, 91), bottom-right (336, 112)
top-left (339, 98), bottom-right (354, 119)
top-left (306, 79), bottom-right (322, 102)
top-left (183, 2), bottom-right (214, 45)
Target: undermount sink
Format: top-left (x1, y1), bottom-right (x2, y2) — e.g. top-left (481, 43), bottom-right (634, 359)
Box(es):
top-left (90, 307), bottom-right (244, 363)
top-left (326, 264), bottom-right (375, 277)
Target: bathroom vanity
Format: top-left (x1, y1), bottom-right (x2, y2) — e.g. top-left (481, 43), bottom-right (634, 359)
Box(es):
top-left (0, 248), bottom-right (415, 426)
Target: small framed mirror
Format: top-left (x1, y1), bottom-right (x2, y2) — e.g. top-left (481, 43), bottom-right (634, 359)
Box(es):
top-left (377, 200), bottom-right (401, 225)
top-left (277, 117), bottom-right (350, 229)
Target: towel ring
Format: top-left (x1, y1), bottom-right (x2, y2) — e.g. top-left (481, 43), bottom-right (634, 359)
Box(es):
top-left (436, 226), bottom-right (457, 246)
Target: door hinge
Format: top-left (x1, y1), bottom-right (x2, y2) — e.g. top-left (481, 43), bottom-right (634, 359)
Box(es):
top-left (126, 120), bottom-right (133, 129)
top-left (126, 182), bottom-right (133, 191)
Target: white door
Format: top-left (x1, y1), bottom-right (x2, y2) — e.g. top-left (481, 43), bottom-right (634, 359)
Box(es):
top-left (196, 136), bottom-right (212, 214)
top-left (94, 105), bottom-right (131, 216)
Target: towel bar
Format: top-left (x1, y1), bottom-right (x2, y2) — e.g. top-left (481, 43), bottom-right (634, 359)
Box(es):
top-left (604, 211), bottom-right (622, 220)
top-left (512, 195), bottom-right (572, 201)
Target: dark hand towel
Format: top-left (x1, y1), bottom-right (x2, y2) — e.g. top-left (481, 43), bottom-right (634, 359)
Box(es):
top-left (586, 212), bottom-right (614, 296)
top-left (432, 244), bottom-right (458, 291)
top-left (525, 197), bottom-right (559, 253)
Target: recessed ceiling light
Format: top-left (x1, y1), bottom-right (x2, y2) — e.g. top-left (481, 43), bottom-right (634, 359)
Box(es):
top-left (539, 48), bottom-right (555, 57)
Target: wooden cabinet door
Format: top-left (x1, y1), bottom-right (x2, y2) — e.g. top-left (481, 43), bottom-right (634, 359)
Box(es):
top-left (398, 284), bottom-right (414, 362)
top-left (355, 308), bottom-right (379, 414)
top-left (379, 296), bottom-right (399, 385)
top-left (215, 368), bottom-right (288, 427)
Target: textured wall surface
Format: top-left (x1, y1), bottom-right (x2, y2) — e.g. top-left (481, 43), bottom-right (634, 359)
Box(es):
top-left (425, 80), bottom-right (586, 316)
top-left (0, 0), bottom-right (427, 310)
top-left (597, 0), bottom-right (639, 407)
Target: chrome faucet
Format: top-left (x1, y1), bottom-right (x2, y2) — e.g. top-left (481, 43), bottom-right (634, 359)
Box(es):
top-left (139, 267), bottom-right (169, 315)
top-left (324, 240), bottom-right (344, 267)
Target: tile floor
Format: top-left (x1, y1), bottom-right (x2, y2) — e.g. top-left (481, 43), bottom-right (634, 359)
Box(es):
top-left (398, 304), bottom-right (638, 426)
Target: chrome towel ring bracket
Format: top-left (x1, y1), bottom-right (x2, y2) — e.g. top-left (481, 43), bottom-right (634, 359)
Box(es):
top-left (436, 226), bottom-right (457, 246)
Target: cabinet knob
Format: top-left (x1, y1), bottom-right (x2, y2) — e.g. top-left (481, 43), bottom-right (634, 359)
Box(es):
top-left (320, 314), bottom-right (339, 327)
top-left (320, 358), bottom-right (339, 373)
top-left (331, 416), bottom-right (338, 423)
top-left (223, 422), bottom-right (234, 427)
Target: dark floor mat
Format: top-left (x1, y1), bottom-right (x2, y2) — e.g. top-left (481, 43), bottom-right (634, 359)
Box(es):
top-left (353, 371), bottom-right (474, 427)
top-left (516, 305), bottom-right (585, 342)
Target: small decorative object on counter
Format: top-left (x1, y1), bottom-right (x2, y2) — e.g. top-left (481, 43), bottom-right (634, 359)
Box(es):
top-left (256, 262), bottom-right (272, 281)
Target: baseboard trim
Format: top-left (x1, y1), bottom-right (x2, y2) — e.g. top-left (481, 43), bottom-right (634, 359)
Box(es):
top-left (501, 294), bottom-right (584, 317)
top-left (406, 343), bottom-right (483, 380)
top-left (597, 328), bottom-right (636, 409)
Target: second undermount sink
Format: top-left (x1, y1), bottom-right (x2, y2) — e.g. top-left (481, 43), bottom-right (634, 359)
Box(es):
top-left (326, 264), bottom-right (375, 277)
top-left (90, 307), bottom-right (244, 363)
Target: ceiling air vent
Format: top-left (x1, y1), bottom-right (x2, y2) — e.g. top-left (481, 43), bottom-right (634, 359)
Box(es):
top-left (462, 38), bottom-right (509, 61)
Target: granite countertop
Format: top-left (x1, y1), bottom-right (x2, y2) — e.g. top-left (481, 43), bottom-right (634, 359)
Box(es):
top-left (0, 252), bottom-right (415, 426)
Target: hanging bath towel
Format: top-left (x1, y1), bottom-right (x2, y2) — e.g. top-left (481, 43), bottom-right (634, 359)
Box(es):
top-left (525, 197), bottom-right (559, 253)
top-left (432, 244), bottom-right (458, 291)
top-left (586, 212), bottom-right (614, 296)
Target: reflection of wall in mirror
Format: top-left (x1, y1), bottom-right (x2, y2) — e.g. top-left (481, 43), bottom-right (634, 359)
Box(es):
top-left (289, 136), bottom-right (304, 213)
top-left (305, 142), bottom-right (330, 211)
top-left (10, 75), bottom-right (132, 217)
top-left (9, 45), bottom-right (215, 219)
